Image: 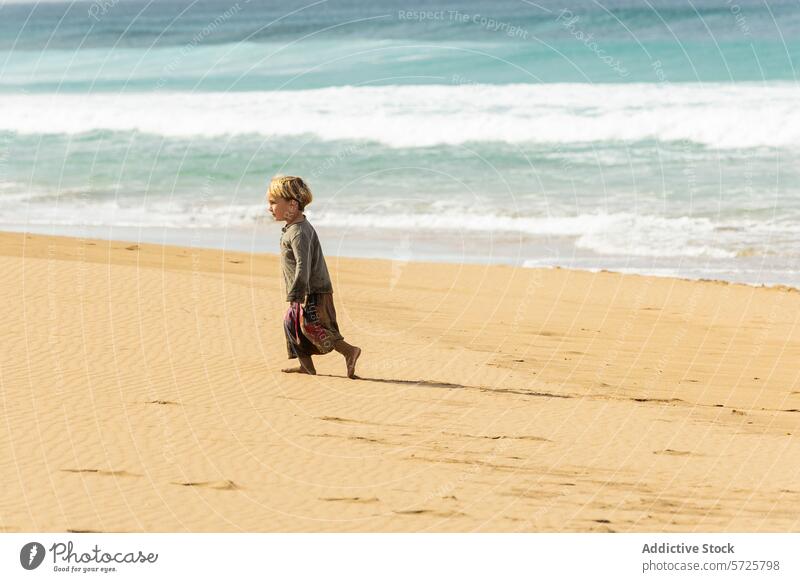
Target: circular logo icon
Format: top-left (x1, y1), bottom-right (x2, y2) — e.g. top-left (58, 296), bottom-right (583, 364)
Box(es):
top-left (20, 542), bottom-right (46, 570)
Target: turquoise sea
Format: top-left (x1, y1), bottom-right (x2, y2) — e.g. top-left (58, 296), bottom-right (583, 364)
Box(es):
top-left (1, 0), bottom-right (799, 284)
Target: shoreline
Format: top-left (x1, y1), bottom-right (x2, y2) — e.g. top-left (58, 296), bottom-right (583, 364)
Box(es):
top-left (2, 230), bottom-right (799, 532)
top-left (2, 224), bottom-right (798, 293)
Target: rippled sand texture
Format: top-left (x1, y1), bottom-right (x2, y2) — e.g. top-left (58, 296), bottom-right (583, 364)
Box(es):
top-left (1, 231), bottom-right (799, 532)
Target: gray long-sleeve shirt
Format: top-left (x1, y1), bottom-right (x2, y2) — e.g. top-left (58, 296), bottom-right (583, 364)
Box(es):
top-left (280, 217), bottom-right (333, 302)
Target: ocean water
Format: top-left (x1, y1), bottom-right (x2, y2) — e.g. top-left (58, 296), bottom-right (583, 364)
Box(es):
top-left (1, 0), bottom-right (799, 285)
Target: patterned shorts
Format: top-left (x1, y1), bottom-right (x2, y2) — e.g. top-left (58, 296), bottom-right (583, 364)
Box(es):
top-left (284, 292), bottom-right (344, 359)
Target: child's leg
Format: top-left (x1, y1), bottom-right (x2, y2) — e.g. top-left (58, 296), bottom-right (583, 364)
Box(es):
top-left (333, 339), bottom-right (361, 379)
top-left (284, 302), bottom-right (317, 374)
top-left (281, 355), bottom-right (316, 375)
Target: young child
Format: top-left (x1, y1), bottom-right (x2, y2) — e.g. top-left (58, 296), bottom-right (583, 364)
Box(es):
top-left (267, 175), bottom-right (361, 378)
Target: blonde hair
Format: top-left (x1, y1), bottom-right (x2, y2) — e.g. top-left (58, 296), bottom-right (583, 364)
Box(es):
top-left (268, 175), bottom-right (313, 211)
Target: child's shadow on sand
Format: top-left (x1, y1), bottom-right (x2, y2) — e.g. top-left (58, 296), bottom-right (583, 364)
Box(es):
top-left (316, 375), bottom-right (570, 399)
top-left (318, 374), bottom-right (465, 389)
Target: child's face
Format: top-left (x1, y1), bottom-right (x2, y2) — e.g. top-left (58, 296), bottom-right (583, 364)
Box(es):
top-left (268, 196), bottom-right (298, 222)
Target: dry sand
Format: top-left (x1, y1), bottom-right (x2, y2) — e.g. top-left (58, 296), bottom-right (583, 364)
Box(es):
top-left (1, 230), bottom-right (799, 532)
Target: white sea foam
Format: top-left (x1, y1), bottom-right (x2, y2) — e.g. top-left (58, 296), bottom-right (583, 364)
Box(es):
top-left (311, 210), bottom-right (756, 258)
top-left (3, 189), bottom-right (795, 259)
top-left (2, 83), bottom-right (800, 149)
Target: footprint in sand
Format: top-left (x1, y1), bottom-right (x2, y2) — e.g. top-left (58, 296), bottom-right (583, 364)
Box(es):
top-left (61, 469), bottom-right (140, 477)
top-left (319, 497), bottom-right (379, 503)
top-left (393, 508), bottom-right (467, 518)
top-left (443, 431), bottom-right (551, 442)
top-left (172, 479), bottom-right (239, 490)
top-left (305, 433), bottom-right (392, 445)
top-left (632, 397), bottom-right (684, 404)
top-left (653, 449), bottom-right (698, 457)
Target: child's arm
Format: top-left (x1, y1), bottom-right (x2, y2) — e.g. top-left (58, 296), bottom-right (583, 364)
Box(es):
top-left (286, 229), bottom-right (311, 303)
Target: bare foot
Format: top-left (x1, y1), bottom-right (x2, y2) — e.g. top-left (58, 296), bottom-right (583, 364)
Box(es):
top-left (346, 346), bottom-right (361, 379)
top-left (280, 366), bottom-right (315, 375)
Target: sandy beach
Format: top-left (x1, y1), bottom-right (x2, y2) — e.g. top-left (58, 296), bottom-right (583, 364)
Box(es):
top-left (1, 230), bottom-right (799, 533)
